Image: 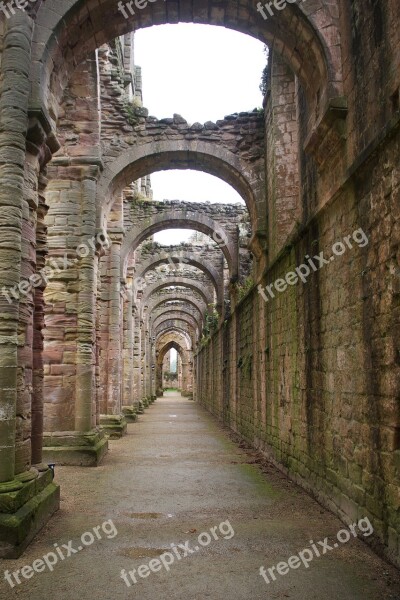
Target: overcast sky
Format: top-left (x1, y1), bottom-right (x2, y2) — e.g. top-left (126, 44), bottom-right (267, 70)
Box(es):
top-left (134, 24), bottom-right (266, 243)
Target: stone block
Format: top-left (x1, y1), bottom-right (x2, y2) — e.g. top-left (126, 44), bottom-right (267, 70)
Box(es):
top-left (99, 415), bottom-right (127, 439)
top-left (122, 406), bottom-right (138, 422)
top-left (0, 470), bottom-right (60, 559)
top-left (42, 430), bottom-right (108, 466)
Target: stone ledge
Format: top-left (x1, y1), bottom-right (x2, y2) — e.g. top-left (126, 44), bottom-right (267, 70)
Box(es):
top-left (42, 430), bottom-right (108, 466)
top-left (43, 429), bottom-right (106, 448)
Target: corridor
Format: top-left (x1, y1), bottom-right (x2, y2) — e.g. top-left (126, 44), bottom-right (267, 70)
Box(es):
top-left (1, 394), bottom-right (399, 600)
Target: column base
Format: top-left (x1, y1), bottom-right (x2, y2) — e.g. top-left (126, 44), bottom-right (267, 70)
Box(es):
top-left (42, 429), bottom-right (108, 466)
top-left (0, 468), bottom-right (60, 559)
top-left (137, 400), bottom-right (145, 414)
top-left (122, 406), bottom-right (138, 423)
top-left (100, 414), bottom-right (127, 439)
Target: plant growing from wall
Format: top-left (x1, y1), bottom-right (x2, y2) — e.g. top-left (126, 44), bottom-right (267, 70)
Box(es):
top-left (237, 276), bottom-right (254, 301)
top-left (123, 100), bottom-right (140, 126)
top-left (259, 45), bottom-right (269, 97)
top-left (198, 305), bottom-right (219, 348)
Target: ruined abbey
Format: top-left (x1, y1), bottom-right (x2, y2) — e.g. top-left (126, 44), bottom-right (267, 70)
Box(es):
top-left (0, 2), bottom-right (399, 598)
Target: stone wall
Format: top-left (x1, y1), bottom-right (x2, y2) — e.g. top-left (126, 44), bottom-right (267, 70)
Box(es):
top-left (197, 21), bottom-right (400, 568)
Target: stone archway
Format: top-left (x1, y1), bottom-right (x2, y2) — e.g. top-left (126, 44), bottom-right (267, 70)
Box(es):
top-left (155, 330), bottom-right (193, 396)
top-left (151, 309), bottom-right (201, 337)
top-left (121, 209), bottom-right (238, 280)
top-left (146, 293), bottom-right (207, 324)
top-left (99, 141), bottom-right (261, 234)
top-left (141, 278), bottom-right (214, 314)
top-left (31, 0), bottom-right (343, 131)
top-left (154, 320), bottom-right (198, 349)
top-left (136, 251), bottom-right (224, 311)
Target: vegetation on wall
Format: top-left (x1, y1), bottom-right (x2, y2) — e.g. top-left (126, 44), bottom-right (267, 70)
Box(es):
top-left (237, 276), bottom-right (254, 301)
top-left (259, 45), bottom-right (269, 97)
top-left (199, 305), bottom-right (219, 348)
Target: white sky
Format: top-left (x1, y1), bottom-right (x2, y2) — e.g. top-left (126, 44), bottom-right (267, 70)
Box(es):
top-left (134, 24), bottom-right (266, 243)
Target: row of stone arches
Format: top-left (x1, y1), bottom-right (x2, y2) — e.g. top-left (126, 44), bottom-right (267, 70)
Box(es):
top-left (1, 0), bottom-right (398, 570)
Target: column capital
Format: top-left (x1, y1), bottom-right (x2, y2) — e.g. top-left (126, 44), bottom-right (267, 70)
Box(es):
top-left (108, 228), bottom-right (126, 244)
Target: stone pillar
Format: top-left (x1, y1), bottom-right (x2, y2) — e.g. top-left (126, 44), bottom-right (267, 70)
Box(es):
top-left (0, 14), bottom-right (59, 558)
top-left (75, 177), bottom-right (98, 434)
top-left (150, 334), bottom-right (156, 400)
top-left (148, 333), bottom-right (155, 401)
top-left (181, 360), bottom-right (189, 395)
top-left (230, 226), bottom-right (240, 308)
top-left (99, 230), bottom-right (127, 438)
top-left (132, 306), bottom-right (142, 407)
top-left (180, 349), bottom-right (194, 396)
top-left (140, 321), bottom-right (146, 400)
top-left (141, 323), bottom-right (152, 406)
top-left (31, 177), bottom-right (48, 467)
top-left (188, 358), bottom-right (194, 395)
top-left (42, 161), bottom-right (108, 466)
top-left (177, 353), bottom-right (183, 390)
top-left (121, 280), bottom-right (137, 422)
top-left (192, 354), bottom-right (197, 401)
top-left (156, 356), bottom-right (163, 396)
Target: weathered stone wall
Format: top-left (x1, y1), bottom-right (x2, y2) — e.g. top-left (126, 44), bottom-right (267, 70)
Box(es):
top-left (197, 25), bottom-right (400, 569)
top-left (265, 52), bottom-right (300, 262)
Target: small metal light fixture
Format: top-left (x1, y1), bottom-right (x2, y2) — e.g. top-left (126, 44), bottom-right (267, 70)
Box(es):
top-left (48, 463), bottom-right (56, 479)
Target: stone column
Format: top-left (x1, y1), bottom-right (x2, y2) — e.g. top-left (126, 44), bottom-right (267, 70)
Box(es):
top-left (132, 306), bottom-right (142, 407)
top-left (0, 16), bottom-right (29, 488)
top-left (31, 176), bottom-right (48, 467)
top-left (181, 350), bottom-right (194, 396)
top-left (230, 226), bottom-right (240, 308)
top-left (99, 230), bottom-right (127, 438)
top-left (75, 177), bottom-right (98, 433)
top-left (188, 358), bottom-right (194, 394)
top-left (177, 354), bottom-right (183, 390)
top-left (149, 334), bottom-right (156, 401)
top-left (121, 279), bottom-right (137, 422)
top-left (42, 161), bottom-right (108, 466)
top-left (192, 354), bottom-right (197, 401)
top-left (156, 355), bottom-right (163, 396)
top-left (181, 360), bottom-right (189, 395)
top-left (141, 322), bottom-right (151, 406)
top-left (148, 332), bottom-right (155, 401)
top-left (0, 14), bottom-right (59, 558)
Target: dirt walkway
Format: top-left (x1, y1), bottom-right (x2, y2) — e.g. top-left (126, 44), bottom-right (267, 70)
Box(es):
top-left (1, 393), bottom-right (400, 599)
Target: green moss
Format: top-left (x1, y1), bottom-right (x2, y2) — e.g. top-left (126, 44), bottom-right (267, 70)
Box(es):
top-left (238, 464), bottom-right (282, 499)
